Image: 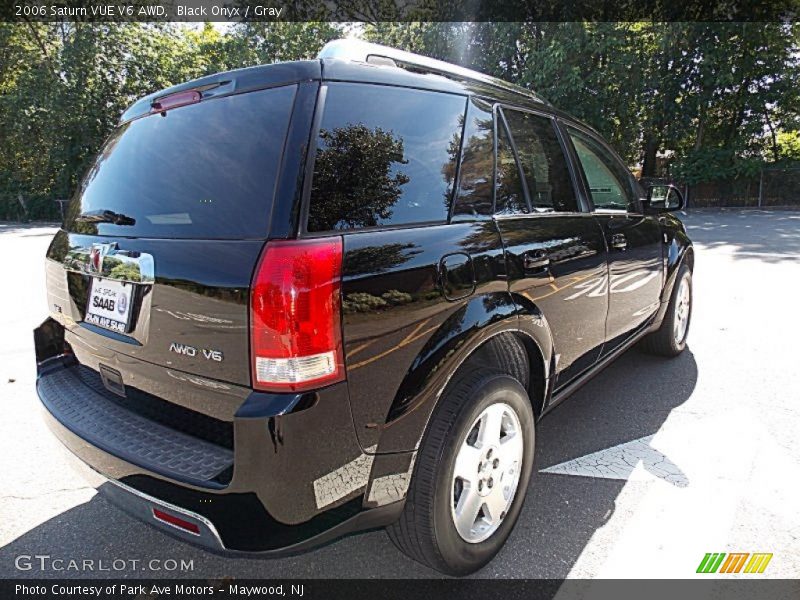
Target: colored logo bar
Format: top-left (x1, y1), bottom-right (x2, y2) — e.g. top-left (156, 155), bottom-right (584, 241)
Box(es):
top-left (697, 552), bottom-right (773, 574)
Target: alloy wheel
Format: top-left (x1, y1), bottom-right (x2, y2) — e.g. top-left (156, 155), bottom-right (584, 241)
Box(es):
top-left (451, 402), bottom-right (524, 543)
top-left (673, 276), bottom-right (691, 344)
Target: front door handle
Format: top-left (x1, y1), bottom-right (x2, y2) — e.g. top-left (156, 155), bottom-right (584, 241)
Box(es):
top-left (610, 233), bottom-right (627, 250)
top-left (523, 251), bottom-right (550, 271)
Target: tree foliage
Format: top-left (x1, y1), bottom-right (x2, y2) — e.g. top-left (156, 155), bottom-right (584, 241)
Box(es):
top-left (1, 21), bottom-right (798, 220)
top-left (365, 22), bottom-right (800, 183)
top-left (0, 21), bottom-right (344, 220)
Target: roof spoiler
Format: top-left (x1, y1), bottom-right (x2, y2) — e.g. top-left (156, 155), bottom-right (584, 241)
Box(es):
top-left (318, 39), bottom-right (547, 105)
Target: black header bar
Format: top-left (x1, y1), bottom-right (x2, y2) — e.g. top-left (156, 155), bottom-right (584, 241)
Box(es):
top-left (1, 0), bottom-right (798, 22)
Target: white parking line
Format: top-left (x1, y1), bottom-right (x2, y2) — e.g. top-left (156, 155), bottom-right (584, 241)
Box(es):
top-left (540, 435), bottom-right (689, 487)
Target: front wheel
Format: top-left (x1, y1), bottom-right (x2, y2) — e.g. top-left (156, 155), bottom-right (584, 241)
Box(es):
top-left (387, 369), bottom-right (535, 575)
top-left (640, 264), bottom-right (692, 357)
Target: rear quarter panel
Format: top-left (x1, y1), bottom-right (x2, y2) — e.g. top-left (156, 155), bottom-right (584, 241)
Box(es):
top-left (661, 212), bottom-right (694, 299)
top-left (340, 221), bottom-right (510, 453)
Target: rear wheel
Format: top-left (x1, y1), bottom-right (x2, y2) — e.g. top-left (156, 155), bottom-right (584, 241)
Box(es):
top-left (387, 369), bottom-right (535, 575)
top-left (640, 264), bottom-right (692, 357)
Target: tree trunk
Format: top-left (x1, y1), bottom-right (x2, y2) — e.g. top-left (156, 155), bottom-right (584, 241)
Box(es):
top-left (694, 113), bottom-right (705, 151)
top-left (641, 134), bottom-right (659, 178)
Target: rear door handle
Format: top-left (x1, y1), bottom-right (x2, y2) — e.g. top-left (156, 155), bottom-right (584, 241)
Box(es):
top-left (610, 233), bottom-right (627, 250)
top-left (523, 251), bottom-right (550, 271)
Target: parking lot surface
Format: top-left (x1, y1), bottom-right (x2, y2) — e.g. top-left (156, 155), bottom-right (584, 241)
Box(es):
top-left (1, 209), bottom-right (798, 578)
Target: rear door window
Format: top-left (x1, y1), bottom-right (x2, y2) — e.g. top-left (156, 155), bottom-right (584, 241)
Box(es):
top-left (306, 83), bottom-right (466, 232)
top-left (494, 116), bottom-right (528, 215)
top-left (502, 108), bottom-right (578, 213)
top-left (65, 85), bottom-right (297, 239)
top-left (452, 98), bottom-right (494, 220)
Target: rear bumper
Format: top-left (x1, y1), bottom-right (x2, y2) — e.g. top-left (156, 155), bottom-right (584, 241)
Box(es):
top-left (101, 476), bottom-right (227, 553)
top-left (34, 319), bottom-right (410, 554)
top-left (56, 447), bottom-right (404, 557)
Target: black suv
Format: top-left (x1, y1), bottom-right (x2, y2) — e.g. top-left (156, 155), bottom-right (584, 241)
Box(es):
top-left (35, 40), bottom-right (693, 575)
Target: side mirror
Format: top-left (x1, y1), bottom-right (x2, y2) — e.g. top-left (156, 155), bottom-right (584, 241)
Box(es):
top-left (646, 184), bottom-right (684, 213)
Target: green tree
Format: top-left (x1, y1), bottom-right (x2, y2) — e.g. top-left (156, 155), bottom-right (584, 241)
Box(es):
top-left (364, 21), bottom-right (800, 182)
top-left (0, 21), bottom-right (345, 220)
top-left (776, 131), bottom-right (800, 161)
top-left (2, 21), bottom-right (799, 221)
top-left (223, 22), bottom-right (343, 67)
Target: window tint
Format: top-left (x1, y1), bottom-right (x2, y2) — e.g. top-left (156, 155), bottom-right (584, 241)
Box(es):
top-left (503, 109), bottom-right (578, 212)
top-left (495, 116), bottom-right (528, 215)
top-left (65, 85), bottom-right (296, 239)
top-left (567, 127), bottom-right (638, 211)
top-left (306, 83), bottom-right (466, 232)
top-left (452, 98), bottom-right (494, 220)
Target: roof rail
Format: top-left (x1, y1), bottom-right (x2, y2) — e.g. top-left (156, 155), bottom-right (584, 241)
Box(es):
top-left (318, 39), bottom-right (547, 105)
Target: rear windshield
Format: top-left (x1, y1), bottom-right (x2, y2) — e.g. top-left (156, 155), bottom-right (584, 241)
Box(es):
top-left (65, 84), bottom-right (296, 239)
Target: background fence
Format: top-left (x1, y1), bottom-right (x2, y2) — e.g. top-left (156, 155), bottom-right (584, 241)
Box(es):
top-left (0, 193), bottom-right (63, 223)
top-left (683, 166), bottom-right (800, 209)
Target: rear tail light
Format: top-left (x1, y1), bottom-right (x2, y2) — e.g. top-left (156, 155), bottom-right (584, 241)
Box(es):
top-left (250, 238), bottom-right (344, 392)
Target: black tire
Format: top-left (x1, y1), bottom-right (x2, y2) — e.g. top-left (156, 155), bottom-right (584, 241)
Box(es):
top-left (640, 264), bottom-right (692, 357)
top-left (464, 333), bottom-right (530, 389)
top-left (387, 369), bottom-right (535, 575)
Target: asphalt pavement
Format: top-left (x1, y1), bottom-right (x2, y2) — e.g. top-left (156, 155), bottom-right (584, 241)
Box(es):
top-left (1, 209), bottom-right (798, 579)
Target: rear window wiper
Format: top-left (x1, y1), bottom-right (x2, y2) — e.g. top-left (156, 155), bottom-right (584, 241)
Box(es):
top-left (75, 209), bottom-right (136, 226)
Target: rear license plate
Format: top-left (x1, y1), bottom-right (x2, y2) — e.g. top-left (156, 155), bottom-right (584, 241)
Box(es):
top-left (85, 278), bottom-right (134, 333)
